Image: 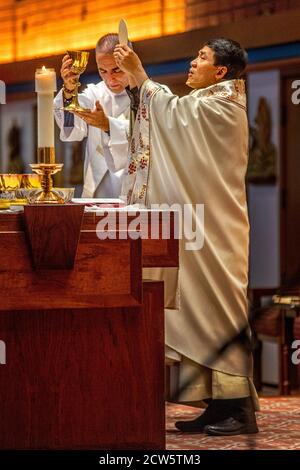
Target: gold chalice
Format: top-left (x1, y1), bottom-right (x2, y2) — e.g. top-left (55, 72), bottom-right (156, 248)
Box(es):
top-left (63, 50), bottom-right (90, 112)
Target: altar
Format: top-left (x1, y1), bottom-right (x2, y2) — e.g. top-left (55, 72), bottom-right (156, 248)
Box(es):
top-left (0, 205), bottom-right (178, 450)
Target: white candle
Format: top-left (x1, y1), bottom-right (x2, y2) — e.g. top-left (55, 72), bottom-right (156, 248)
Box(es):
top-left (35, 67), bottom-right (57, 148)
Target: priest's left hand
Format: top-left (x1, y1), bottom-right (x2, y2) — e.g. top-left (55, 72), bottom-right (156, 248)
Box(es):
top-left (73, 101), bottom-right (109, 132)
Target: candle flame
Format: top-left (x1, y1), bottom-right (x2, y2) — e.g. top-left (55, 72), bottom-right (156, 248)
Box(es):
top-left (42, 65), bottom-right (46, 71)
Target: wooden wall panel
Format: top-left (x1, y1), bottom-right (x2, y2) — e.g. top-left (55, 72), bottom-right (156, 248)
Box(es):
top-left (186, 0), bottom-right (296, 30)
top-left (1, 1), bottom-right (300, 65)
top-left (0, 0), bottom-right (185, 64)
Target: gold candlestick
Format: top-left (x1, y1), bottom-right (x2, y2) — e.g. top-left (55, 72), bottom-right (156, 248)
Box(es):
top-left (29, 147), bottom-right (64, 204)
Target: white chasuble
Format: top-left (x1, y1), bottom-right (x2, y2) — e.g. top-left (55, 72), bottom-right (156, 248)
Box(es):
top-left (121, 79), bottom-right (253, 378)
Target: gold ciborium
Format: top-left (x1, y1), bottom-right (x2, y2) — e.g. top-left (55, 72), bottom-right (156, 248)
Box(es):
top-left (13, 174), bottom-right (42, 205)
top-left (63, 50), bottom-right (90, 112)
top-left (0, 174), bottom-right (22, 192)
top-left (0, 174), bottom-right (23, 207)
top-left (21, 173), bottom-right (42, 189)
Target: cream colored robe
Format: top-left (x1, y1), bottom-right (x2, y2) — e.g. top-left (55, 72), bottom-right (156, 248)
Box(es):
top-left (121, 78), bottom-right (253, 381)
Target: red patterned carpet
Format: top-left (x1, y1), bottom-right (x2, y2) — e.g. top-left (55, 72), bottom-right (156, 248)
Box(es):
top-left (166, 397), bottom-right (300, 450)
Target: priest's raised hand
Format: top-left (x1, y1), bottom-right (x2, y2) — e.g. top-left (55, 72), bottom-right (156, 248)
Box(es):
top-left (113, 45), bottom-right (148, 88)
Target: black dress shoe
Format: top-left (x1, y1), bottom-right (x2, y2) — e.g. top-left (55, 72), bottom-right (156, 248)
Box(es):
top-left (204, 396), bottom-right (259, 436)
top-left (175, 396), bottom-right (258, 434)
top-left (175, 414), bottom-right (208, 433)
top-left (204, 416), bottom-right (259, 436)
top-left (175, 399), bottom-right (229, 433)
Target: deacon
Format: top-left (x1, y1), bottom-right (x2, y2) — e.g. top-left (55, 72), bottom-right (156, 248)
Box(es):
top-left (54, 33), bottom-right (130, 198)
top-left (113, 38), bottom-right (259, 436)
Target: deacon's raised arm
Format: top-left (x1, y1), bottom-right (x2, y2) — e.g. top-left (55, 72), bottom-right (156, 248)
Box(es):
top-left (114, 45), bottom-right (148, 88)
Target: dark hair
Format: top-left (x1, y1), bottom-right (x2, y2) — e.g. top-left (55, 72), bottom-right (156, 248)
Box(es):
top-left (95, 33), bottom-right (133, 54)
top-left (204, 38), bottom-right (248, 79)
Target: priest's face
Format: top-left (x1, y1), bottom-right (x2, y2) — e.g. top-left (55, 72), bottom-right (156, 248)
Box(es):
top-left (96, 53), bottom-right (129, 93)
top-left (186, 46), bottom-right (227, 89)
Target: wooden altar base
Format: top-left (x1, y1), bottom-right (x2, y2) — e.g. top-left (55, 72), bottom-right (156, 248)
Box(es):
top-left (0, 281), bottom-right (165, 450)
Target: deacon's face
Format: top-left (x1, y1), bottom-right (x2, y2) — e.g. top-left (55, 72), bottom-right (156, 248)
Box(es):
top-left (186, 46), bottom-right (227, 89)
top-left (96, 53), bottom-right (129, 93)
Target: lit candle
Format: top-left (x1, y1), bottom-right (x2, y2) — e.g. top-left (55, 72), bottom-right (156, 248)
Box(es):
top-left (35, 66), bottom-right (57, 156)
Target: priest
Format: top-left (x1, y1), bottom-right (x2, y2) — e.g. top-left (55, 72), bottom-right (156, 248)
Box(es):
top-left (113, 38), bottom-right (259, 436)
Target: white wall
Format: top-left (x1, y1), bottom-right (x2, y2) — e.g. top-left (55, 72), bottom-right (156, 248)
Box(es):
top-left (247, 70), bottom-right (281, 288)
top-left (0, 99), bottom-right (35, 172)
top-left (247, 71), bottom-right (281, 387)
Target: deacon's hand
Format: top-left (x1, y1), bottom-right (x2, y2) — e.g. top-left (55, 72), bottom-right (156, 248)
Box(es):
top-left (60, 54), bottom-right (79, 94)
top-left (73, 101), bottom-right (109, 132)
